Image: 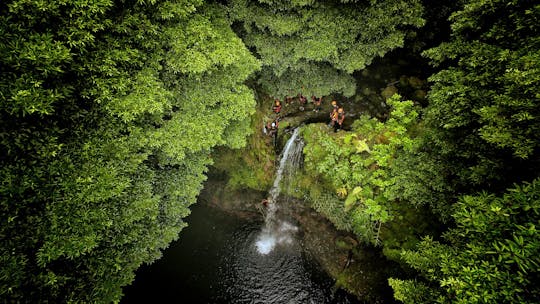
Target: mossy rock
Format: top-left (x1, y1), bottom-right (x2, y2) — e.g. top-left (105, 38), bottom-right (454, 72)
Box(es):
top-left (399, 75), bottom-right (409, 87)
top-left (381, 85), bottom-right (398, 100)
top-left (335, 236), bottom-right (359, 250)
top-left (408, 76), bottom-right (424, 89)
top-left (413, 89), bottom-right (427, 101)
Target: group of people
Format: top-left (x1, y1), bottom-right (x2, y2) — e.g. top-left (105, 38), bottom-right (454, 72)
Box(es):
top-left (264, 94), bottom-right (346, 146)
top-left (272, 93), bottom-right (323, 115)
top-left (260, 96), bottom-right (345, 208)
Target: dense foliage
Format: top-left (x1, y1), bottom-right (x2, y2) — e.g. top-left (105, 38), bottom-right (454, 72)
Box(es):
top-left (296, 0), bottom-right (540, 302)
top-left (414, 0), bottom-right (540, 200)
top-left (389, 179), bottom-right (540, 303)
top-left (229, 0), bottom-right (425, 97)
top-left (1, 0), bottom-right (259, 302)
top-left (2, 0), bottom-right (539, 302)
top-left (301, 95), bottom-right (421, 244)
top-left (386, 0), bottom-right (540, 302)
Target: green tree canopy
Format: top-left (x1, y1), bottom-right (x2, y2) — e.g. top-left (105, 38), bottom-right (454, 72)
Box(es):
top-left (229, 0), bottom-right (425, 97)
top-left (2, 0), bottom-right (539, 303)
top-left (390, 178), bottom-right (540, 303)
top-left (0, 0), bottom-right (259, 302)
top-left (419, 0), bottom-right (540, 197)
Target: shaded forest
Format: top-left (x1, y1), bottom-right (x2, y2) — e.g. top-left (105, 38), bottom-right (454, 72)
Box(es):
top-left (1, 0), bottom-right (539, 303)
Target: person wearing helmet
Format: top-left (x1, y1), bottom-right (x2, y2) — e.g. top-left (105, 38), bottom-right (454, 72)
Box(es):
top-left (335, 107), bottom-right (345, 132)
top-left (331, 100), bottom-right (338, 110)
top-left (269, 118), bottom-right (279, 147)
top-left (329, 100), bottom-right (339, 128)
top-left (273, 99), bottom-right (282, 114)
top-left (267, 120), bottom-right (277, 136)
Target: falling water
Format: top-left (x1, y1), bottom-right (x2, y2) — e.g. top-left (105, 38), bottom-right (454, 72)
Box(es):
top-left (256, 128), bottom-right (304, 255)
top-left (268, 128), bottom-right (303, 201)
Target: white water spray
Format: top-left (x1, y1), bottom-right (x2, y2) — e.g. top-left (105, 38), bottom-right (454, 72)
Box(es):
top-left (256, 128), bottom-right (303, 255)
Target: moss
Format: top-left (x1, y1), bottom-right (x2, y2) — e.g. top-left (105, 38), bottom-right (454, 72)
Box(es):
top-left (335, 236), bottom-right (357, 250)
top-left (407, 76), bottom-right (424, 89)
top-left (331, 245), bottom-right (401, 303)
top-left (381, 85), bottom-right (399, 99)
top-left (212, 96), bottom-right (276, 191)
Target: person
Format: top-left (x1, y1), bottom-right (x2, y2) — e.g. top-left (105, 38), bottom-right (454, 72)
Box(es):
top-left (329, 100), bottom-right (339, 126)
top-left (267, 121), bottom-right (277, 136)
top-left (330, 106), bottom-right (339, 129)
top-left (267, 118), bottom-right (279, 146)
top-left (273, 99), bottom-right (281, 114)
top-left (261, 198), bottom-right (270, 207)
top-left (264, 120), bottom-right (273, 135)
top-left (312, 96), bottom-right (322, 112)
top-left (271, 120), bottom-right (279, 147)
top-left (335, 107), bottom-right (345, 132)
top-left (298, 93), bottom-right (307, 111)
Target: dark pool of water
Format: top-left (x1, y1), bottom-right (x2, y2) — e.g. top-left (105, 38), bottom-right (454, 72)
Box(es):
top-left (121, 202), bottom-right (360, 304)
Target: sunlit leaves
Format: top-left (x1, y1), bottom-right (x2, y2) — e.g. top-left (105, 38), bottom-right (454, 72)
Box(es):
top-left (229, 0), bottom-right (424, 96)
top-left (106, 68), bottom-right (173, 122)
top-left (302, 95), bottom-right (420, 243)
top-left (1, 1), bottom-right (259, 302)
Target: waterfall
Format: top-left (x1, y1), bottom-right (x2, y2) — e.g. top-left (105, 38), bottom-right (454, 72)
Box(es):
top-left (256, 128), bottom-right (304, 255)
top-left (269, 128), bottom-right (303, 200)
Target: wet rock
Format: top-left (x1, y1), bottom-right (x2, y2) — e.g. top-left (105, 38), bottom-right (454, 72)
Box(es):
top-left (408, 76), bottom-right (424, 89)
top-left (399, 75), bottom-right (409, 87)
top-left (381, 85), bottom-right (398, 100)
top-left (397, 59), bottom-right (408, 66)
top-left (414, 89), bottom-right (427, 101)
top-left (199, 171), bottom-right (265, 219)
top-left (335, 236), bottom-right (358, 250)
